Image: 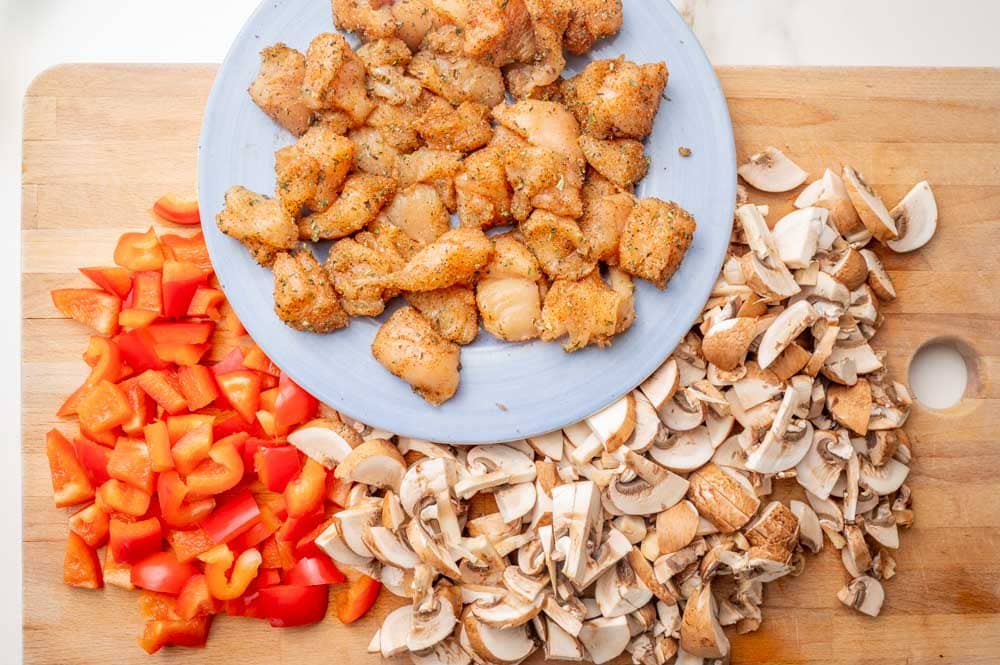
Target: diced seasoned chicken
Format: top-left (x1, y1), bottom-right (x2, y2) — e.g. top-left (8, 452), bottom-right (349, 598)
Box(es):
top-left (249, 44), bottom-right (314, 136)
top-left (314, 109), bottom-right (353, 135)
top-left (563, 0), bottom-right (623, 55)
top-left (581, 166), bottom-right (622, 202)
top-left (357, 37), bottom-right (413, 69)
top-left (302, 32), bottom-right (374, 126)
top-left (455, 143), bottom-right (513, 229)
top-left (608, 265), bottom-right (635, 332)
top-left (389, 227), bottom-right (494, 291)
top-left (357, 38), bottom-right (424, 106)
top-left (579, 135), bottom-right (649, 189)
top-left (520, 210), bottom-right (596, 280)
top-left (349, 126), bottom-right (400, 177)
top-left (383, 184), bottom-right (451, 244)
top-left (408, 27), bottom-right (506, 107)
top-left (579, 191), bottom-right (634, 265)
top-left (396, 147), bottom-right (464, 211)
top-left (391, 0), bottom-right (445, 51)
top-left (562, 57), bottom-right (668, 139)
top-left (366, 103), bottom-right (423, 152)
top-left (504, 0), bottom-right (571, 98)
top-left (476, 234), bottom-right (544, 341)
top-left (418, 99), bottom-right (494, 152)
top-left (331, 0), bottom-right (397, 41)
top-left (493, 100), bottom-right (585, 219)
top-left (299, 174), bottom-right (397, 241)
top-left (216, 186), bottom-right (298, 266)
top-left (325, 235), bottom-right (404, 317)
top-left (426, 0), bottom-right (470, 27)
top-left (372, 306), bottom-right (461, 405)
top-left (540, 270), bottom-right (633, 351)
top-left (366, 217), bottom-right (424, 261)
top-left (618, 198), bottom-right (696, 288)
top-left (463, 0), bottom-right (536, 67)
top-left (406, 286), bottom-right (479, 345)
top-left (275, 125), bottom-right (354, 216)
top-left (272, 250), bottom-right (349, 333)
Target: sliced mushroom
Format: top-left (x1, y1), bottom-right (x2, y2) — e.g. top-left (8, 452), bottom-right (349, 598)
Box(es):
top-left (461, 611), bottom-right (536, 665)
top-left (701, 317), bottom-right (757, 372)
top-left (335, 438), bottom-right (407, 492)
top-left (795, 430), bottom-right (850, 499)
top-left (364, 525), bottom-right (421, 569)
top-left (737, 147), bottom-right (808, 192)
top-left (287, 418), bottom-right (362, 468)
top-left (336, 501), bottom-right (383, 558)
top-left (757, 301), bottom-right (819, 370)
top-left (859, 457), bottom-right (910, 496)
top-left (625, 547), bottom-right (679, 605)
top-left (679, 582), bottom-right (729, 658)
top-left (315, 519), bottom-right (373, 568)
top-left (789, 500), bottom-right (823, 553)
top-left (587, 393), bottom-right (637, 453)
top-left (495, 482), bottom-right (536, 523)
top-left (467, 445), bottom-right (537, 484)
top-left (612, 515), bottom-right (647, 545)
top-left (552, 480), bottom-right (603, 583)
top-left (744, 501), bottom-right (799, 552)
top-left (863, 502), bottom-right (900, 549)
top-left (407, 518), bottom-right (462, 579)
top-left (640, 359), bottom-right (680, 410)
top-left (382, 605), bottom-right (415, 656)
top-left (736, 205), bottom-right (800, 301)
top-left (595, 558), bottom-right (654, 618)
top-left (837, 575), bottom-right (885, 617)
top-left (772, 207), bottom-right (826, 269)
top-left (821, 247), bottom-right (869, 290)
top-left (650, 427), bottom-right (714, 472)
top-left (859, 249), bottom-right (896, 301)
top-left (410, 593), bottom-right (459, 651)
top-left (842, 166), bottom-right (898, 242)
top-left (826, 379), bottom-right (872, 435)
top-left (627, 392), bottom-right (662, 453)
top-left (686, 463), bottom-right (761, 533)
top-left (526, 431), bottom-right (565, 461)
top-left (842, 524), bottom-right (872, 576)
top-left (656, 500), bottom-right (700, 555)
top-left (410, 638), bottom-right (472, 665)
top-left (578, 616), bottom-right (631, 664)
top-left (888, 181), bottom-right (937, 253)
top-left (471, 590), bottom-right (543, 629)
top-left (794, 178), bottom-right (825, 208)
top-left (608, 451), bottom-right (689, 516)
top-left (745, 378), bottom-right (814, 473)
top-left (544, 618), bottom-right (584, 661)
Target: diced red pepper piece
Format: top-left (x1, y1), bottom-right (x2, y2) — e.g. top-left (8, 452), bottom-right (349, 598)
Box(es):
top-left (119, 307), bottom-right (160, 330)
top-left (117, 328), bottom-right (169, 372)
top-left (131, 551), bottom-right (199, 594)
top-left (162, 260), bottom-right (209, 318)
top-left (72, 436), bottom-right (112, 485)
top-left (276, 506), bottom-right (324, 544)
top-left (176, 574), bottom-right (221, 620)
top-left (103, 548), bottom-right (134, 589)
top-left (161, 232), bottom-right (212, 274)
top-left (69, 503), bottom-right (110, 548)
top-left (256, 584), bottom-right (330, 628)
top-left (166, 528), bottom-right (215, 564)
top-left (335, 575), bottom-right (382, 624)
top-left (114, 228), bottom-right (164, 272)
top-left (144, 421), bottom-right (174, 473)
top-left (79, 422), bottom-right (118, 447)
top-left (255, 445), bottom-right (301, 493)
top-left (158, 471), bottom-right (215, 529)
top-left (64, 531), bottom-right (103, 589)
top-left (200, 488), bottom-right (260, 545)
top-left (284, 458), bottom-right (327, 518)
top-left (153, 194), bottom-right (201, 226)
top-left (154, 342), bottom-right (210, 366)
top-left (176, 365), bottom-right (219, 411)
top-left (116, 376), bottom-right (154, 435)
top-left (139, 590), bottom-right (181, 620)
top-left (80, 266), bottom-right (133, 298)
top-left (46, 429), bottom-right (94, 508)
top-left (201, 544), bottom-right (262, 600)
top-left (109, 516), bottom-right (162, 564)
top-left (274, 372), bottom-right (318, 435)
top-left (212, 410), bottom-right (261, 439)
top-left (212, 347), bottom-right (245, 376)
top-left (242, 346), bottom-right (280, 376)
top-left (130, 271), bottom-right (164, 316)
top-left (76, 380), bottom-right (133, 434)
top-left (138, 616), bottom-right (211, 654)
top-left (185, 435), bottom-right (245, 497)
top-left (167, 414), bottom-right (215, 443)
top-left (82, 336), bottom-right (123, 384)
top-left (96, 478), bottom-right (152, 516)
top-left (171, 423), bottom-right (214, 476)
top-left (216, 370), bottom-right (261, 423)
top-left (186, 286), bottom-right (225, 320)
top-left (137, 369), bottom-right (187, 415)
top-left (259, 387), bottom-right (279, 413)
top-left (259, 536), bottom-right (282, 569)
top-left (51, 288), bottom-right (121, 335)
top-left (107, 436), bottom-right (155, 494)
top-left (284, 555), bottom-right (346, 586)
top-left (148, 321), bottom-right (215, 345)
top-left (228, 504), bottom-right (281, 551)
top-left (294, 516), bottom-right (335, 559)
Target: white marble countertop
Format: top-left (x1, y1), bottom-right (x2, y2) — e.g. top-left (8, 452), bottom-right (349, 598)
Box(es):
top-left (2, 0), bottom-right (998, 660)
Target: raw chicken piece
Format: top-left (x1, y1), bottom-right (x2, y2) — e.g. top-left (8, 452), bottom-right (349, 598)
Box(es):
top-left (372, 306), bottom-right (461, 405)
top-left (349, 126), bottom-right (400, 177)
top-left (391, 0), bottom-right (445, 51)
top-left (325, 235), bottom-right (404, 317)
top-left (563, 0), bottom-right (623, 55)
top-left (366, 103), bottom-right (423, 152)
top-left (356, 37), bottom-right (413, 69)
top-left (618, 198), bottom-right (696, 288)
top-left (405, 286), bottom-right (479, 345)
top-left (357, 38), bottom-right (424, 106)
top-left (389, 227), bottom-right (494, 292)
top-left (562, 57), bottom-right (668, 140)
top-left (366, 217), bottom-right (424, 261)
top-left (274, 125), bottom-right (354, 216)
top-left (314, 109), bottom-right (353, 135)
top-left (216, 186), bottom-right (298, 267)
top-left (332, 0), bottom-right (397, 41)
top-left (249, 44), bottom-right (314, 136)
top-left (396, 147), bottom-right (464, 211)
top-left (302, 32), bottom-right (374, 126)
top-left (504, 0), bottom-right (571, 99)
top-left (455, 143), bottom-right (513, 229)
top-left (540, 270), bottom-right (633, 351)
top-left (463, 0), bottom-right (536, 67)
top-left (272, 250), bottom-right (349, 333)
top-left (520, 210), bottom-right (596, 280)
top-left (579, 135), bottom-right (649, 189)
top-left (299, 174), bottom-right (397, 241)
top-left (418, 99), bottom-right (494, 153)
top-left (408, 26), bottom-right (506, 107)
top-left (476, 234), bottom-right (544, 342)
top-left (579, 191), bottom-right (634, 265)
top-left (383, 184), bottom-right (451, 244)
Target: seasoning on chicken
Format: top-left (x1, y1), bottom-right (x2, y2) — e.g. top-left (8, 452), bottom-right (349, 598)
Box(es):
top-left (405, 286), bottom-right (479, 345)
top-left (331, 0), bottom-right (397, 42)
top-left (463, 0), bottom-right (536, 67)
top-left (408, 26), bottom-right (506, 107)
top-left (418, 99), bottom-right (494, 152)
top-left (366, 217), bottom-right (425, 261)
top-left (618, 198), bottom-right (696, 288)
top-left (540, 269), bottom-right (633, 351)
top-left (579, 134), bottom-right (649, 189)
top-left (396, 147), bottom-right (464, 210)
top-left (520, 210), bottom-right (596, 281)
top-left (216, 186), bottom-right (298, 267)
top-left (298, 174), bottom-right (397, 241)
top-left (476, 233), bottom-right (544, 342)
top-left (365, 101), bottom-right (424, 152)
top-left (391, 0), bottom-right (444, 51)
top-left (248, 44), bottom-right (314, 136)
top-left (302, 32), bottom-right (374, 126)
top-left (349, 126), bottom-right (400, 177)
top-left (579, 190), bottom-right (634, 265)
top-left (563, 0), bottom-right (623, 55)
top-left (388, 227), bottom-right (493, 292)
top-left (357, 38), bottom-right (424, 106)
top-left (371, 306), bottom-right (461, 405)
top-left (504, 0), bottom-right (571, 99)
top-left (382, 184), bottom-right (451, 244)
top-left (272, 250), bottom-right (349, 333)
top-left (325, 235), bottom-right (404, 317)
top-left (562, 57), bottom-right (668, 140)
top-left (455, 142), bottom-right (514, 229)
top-left (274, 125), bottom-right (354, 217)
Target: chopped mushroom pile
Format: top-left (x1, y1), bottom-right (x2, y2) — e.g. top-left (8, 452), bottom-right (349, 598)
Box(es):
top-left (216, 0), bottom-right (697, 406)
top-left (278, 149), bottom-right (934, 665)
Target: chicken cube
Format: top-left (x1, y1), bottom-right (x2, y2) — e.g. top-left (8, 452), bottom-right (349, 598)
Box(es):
top-left (618, 198), bottom-right (696, 288)
top-left (332, 0), bottom-right (397, 41)
top-left (405, 286), bottom-right (479, 345)
top-left (520, 210), bottom-right (596, 281)
top-left (325, 235), bottom-right (404, 317)
top-left (249, 44), bottom-right (314, 136)
top-left (396, 147), bottom-right (464, 211)
top-left (216, 186), bottom-right (298, 266)
top-left (383, 184), bottom-right (451, 244)
top-left (563, 0), bottom-right (623, 55)
top-left (455, 143), bottom-right (513, 229)
top-left (391, 0), bottom-right (445, 51)
top-left (504, 0), bottom-right (571, 98)
top-left (366, 217), bottom-right (425, 261)
top-left (418, 99), bottom-right (494, 153)
top-left (302, 32), bottom-right (374, 126)
top-left (299, 174), bottom-right (397, 241)
top-left (408, 27), bottom-right (506, 107)
top-left (476, 234), bottom-right (544, 342)
top-left (562, 57), bottom-right (668, 140)
top-left (463, 0), bottom-right (536, 67)
top-left (273, 250), bottom-right (349, 333)
top-left (349, 126), bottom-right (401, 177)
top-left (357, 38), bottom-right (424, 106)
top-left (275, 125), bottom-right (354, 216)
top-left (579, 135), bottom-right (649, 189)
top-left (579, 191), bottom-right (634, 265)
top-left (389, 227), bottom-right (494, 292)
top-left (366, 103), bottom-right (423, 152)
top-left (540, 270), bottom-right (633, 351)
top-left (372, 306), bottom-right (461, 406)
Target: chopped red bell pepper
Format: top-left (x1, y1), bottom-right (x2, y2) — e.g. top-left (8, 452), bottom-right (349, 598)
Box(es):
top-left (228, 504), bottom-right (281, 551)
top-left (161, 232), bottom-right (212, 274)
top-left (117, 376), bottom-right (154, 435)
top-left (148, 321), bottom-right (215, 345)
top-left (79, 422), bottom-right (118, 447)
top-left (283, 555), bottom-right (345, 586)
top-left (255, 445), bottom-right (301, 493)
top-left (158, 471), bottom-right (216, 529)
top-left (201, 488), bottom-right (260, 545)
top-left (69, 503), bottom-right (110, 548)
top-left (46, 429), bottom-right (94, 508)
top-left (104, 548), bottom-right (134, 589)
top-left (51, 288), bottom-right (121, 335)
top-left (114, 228), bottom-right (164, 272)
top-left (107, 436), bottom-right (155, 494)
top-left (273, 372), bottom-right (318, 435)
top-left (242, 346), bottom-right (280, 376)
top-left (109, 516), bottom-right (162, 564)
top-left (255, 584), bottom-right (330, 628)
top-left (176, 574), bottom-right (221, 620)
top-left (259, 387), bottom-right (279, 413)
top-left (212, 347), bottom-right (245, 376)
top-left (139, 590), bottom-right (182, 620)
top-left (130, 271), bottom-right (164, 316)
top-left (200, 545), bottom-right (262, 600)
top-left (154, 342), bottom-right (211, 366)
top-left (71, 436), bottom-right (112, 485)
top-left (116, 328), bottom-right (169, 372)
top-left (97, 478), bottom-right (152, 517)
top-left (171, 423), bottom-right (214, 476)
top-left (216, 370), bottom-right (261, 423)
top-left (138, 616), bottom-right (211, 654)
top-left (284, 459), bottom-right (327, 518)
top-left (186, 286), bottom-right (225, 320)
top-left (212, 410), bottom-right (261, 439)
top-left (137, 369), bottom-right (187, 415)
top-left (276, 506), bottom-right (324, 544)
top-left (185, 436), bottom-right (245, 497)
top-left (166, 528), bottom-right (215, 564)
top-left (131, 551), bottom-right (199, 595)
top-left (82, 336), bottom-right (123, 385)
top-left (294, 517), bottom-right (336, 559)
top-left (64, 531), bottom-right (103, 589)
top-left (153, 194), bottom-right (201, 226)
top-left (162, 260), bottom-right (209, 318)
top-left (259, 536), bottom-right (282, 570)
top-left (76, 380), bottom-right (133, 434)
top-left (144, 421), bottom-right (174, 472)
top-left (167, 414), bottom-right (215, 443)
top-left (80, 266), bottom-right (133, 298)
top-left (176, 365), bottom-right (219, 411)
top-left (119, 307), bottom-right (160, 330)
top-left (56, 384), bottom-right (87, 418)
top-left (335, 575), bottom-right (382, 624)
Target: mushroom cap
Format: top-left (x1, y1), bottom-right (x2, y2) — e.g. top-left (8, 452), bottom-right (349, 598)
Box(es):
top-left (686, 463), bottom-right (760, 533)
top-left (380, 605), bottom-right (415, 657)
top-left (888, 180), bottom-right (938, 253)
top-left (649, 427), bottom-right (714, 472)
top-left (335, 438), bottom-right (407, 492)
top-left (679, 582), bottom-right (730, 658)
top-left (656, 499), bottom-right (700, 555)
top-left (525, 431), bottom-right (565, 461)
top-left (287, 418), bottom-right (362, 468)
top-left (772, 207), bottom-right (826, 269)
top-left (757, 300), bottom-right (819, 370)
top-left (701, 317), bottom-right (757, 371)
top-left (843, 165), bottom-right (898, 242)
top-left (640, 358), bottom-right (680, 410)
top-left (586, 393), bottom-right (637, 452)
top-left (336, 502), bottom-right (382, 558)
top-left (826, 379), bottom-right (873, 435)
top-left (737, 147), bottom-right (808, 193)
top-left (823, 247), bottom-right (869, 290)
top-left (860, 249), bottom-right (897, 301)
top-left (577, 616), bottom-right (632, 664)
top-left (461, 611), bottom-right (536, 665)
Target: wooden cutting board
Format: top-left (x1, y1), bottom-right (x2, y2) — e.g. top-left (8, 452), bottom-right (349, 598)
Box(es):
top-left (21, 65), bottom-right (1000, 665)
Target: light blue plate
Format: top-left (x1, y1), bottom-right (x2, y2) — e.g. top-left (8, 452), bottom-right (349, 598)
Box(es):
top-left (198, 0), bottom-right (735, 444)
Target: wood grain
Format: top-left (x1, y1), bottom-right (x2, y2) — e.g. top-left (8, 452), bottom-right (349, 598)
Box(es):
top-left (21, 65), bottom-right (1000, 664)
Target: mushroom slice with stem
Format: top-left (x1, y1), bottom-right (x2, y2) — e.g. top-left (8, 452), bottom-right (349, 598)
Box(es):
top-left (407, 518), bottom-right (462, 579)
top-left (466, 445), bottom-right (537, 485)
top-left (595, 557), bottom-right (654, 618)
top-left (626, 391), bottom-right (662, 453)
top-left (686, 463), bottom-right (760, 534)
top-left (495, 482), bottom-right (536, 523)
top-left (859, 249), bottom-right (896, 302)
top-left (526, 431), bottom-right (565, 461)
top-left (658, 391), bottom-right (706, 432)
top-left (461, 611), bottom-right (537, 665)
top-left (586, 393), bottom-right (637, 452)
top-left (315, 520), bottom-right (374, 568)
top-left (649, 427), bottom-right (714, 472)
top-left (336, 501), bottom-right (383, 558)
top-left (736, 205), bottom-right (800, 301)
top-left (842, 166), bottom-right (898, 242)
top-left (410, 593), bottom-right (459, 652)
top-left (859, 457), bottom-right (910, 496)
top-left (287, 418), bottom-right (362, 468)
top-left (578, 616), bottom-right (631, 664)
top-left (335, 438), bottom-right (407, 492)
top-left (399, 456), bottom-right (462, 546)
top-left (381, 605), bottom-right (415, 657)
top-left (364, 525), bottom-right (421, 569)
top-left (573, 529), bottom-right (634, 589)
top-left (772, 207), bottom-right (826, 269)
top-left (608, 451), bottom-right (689, 516)
top-left (679, 582), bottom-right (730, 658)
top-left (656, 500), bottom-right (700, 555)
top-left (701, 317), bottom-right (757, 372)
top-left (502, 566), bottom-right (548, 603)
top-left (544, 618), bottom-right (585, 661)
top-left (863, 502), bottom-right (900, 549)
top-left (756, 300), bottom-right (819, 370)
top-left (410, 638), bottom-right (472, 665)
top-left (640, 358), bottom-right (680, 410)
top-left (842, 525), bottom-right (872, 577)
top-left (888, 181), bottom-right (938, 253)
top-left (471, 590), bottom-right (544, 629)
top-left (837, 575), bottom-right (885, 617)
top-left (737, 147), bottom-right (808, 193)
top-left (552, 480), bottom-right (602, 583)
top-left (744, 378), bottom-right (814, 473)
top-left (795, 430), bottom-right (851, 500)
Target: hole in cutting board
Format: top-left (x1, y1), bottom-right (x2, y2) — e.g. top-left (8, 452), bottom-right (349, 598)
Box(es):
top-left (908, 339), bottom-right (974, 409)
